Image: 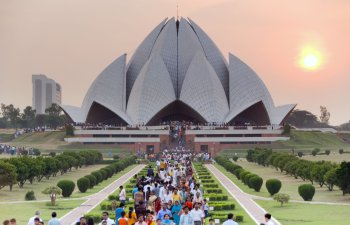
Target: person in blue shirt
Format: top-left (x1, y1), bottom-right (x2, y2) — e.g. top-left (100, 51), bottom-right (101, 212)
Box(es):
top-left (115, 203), bottom-right (125, 222)
top-left (132, 185), bottom-right (139, 196)
top-left (157, 204), bottom-right (172, 221)
top-left (171, 200), bottom-right (182, 225)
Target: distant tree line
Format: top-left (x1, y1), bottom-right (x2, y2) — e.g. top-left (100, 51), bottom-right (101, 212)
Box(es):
top-left (0, 150), bottom-right (102, 191)
top-left (285, 108), bottom-right (332, 128)
top-left (246, 148), bottom-right (350, 195)
top-left (0, 103), bottom-right (67, 130)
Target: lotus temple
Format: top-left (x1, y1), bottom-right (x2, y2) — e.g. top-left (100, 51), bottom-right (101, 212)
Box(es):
top-left (61, 17), bottom-right (296, 153)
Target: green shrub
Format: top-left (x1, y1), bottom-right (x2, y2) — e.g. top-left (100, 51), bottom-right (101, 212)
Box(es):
top-left (65, 124), bottom-right (74, 136)
top-left (266, 179), bottom-right (282, 196)
top-left (239, 170), bottom-right (250, 182)
top-left (57, 180), bottom-right (75, 197)
top-left (273, 193), bottom-right (290, 206)
top-left (113, 155), bottom-right (120, 160)
top-left (298, 184), bottom-right (315, 201)
top-left (49, 152), bottom-right (56, 157)
top-left (249, 176), bottom-right (263, 192)
top-left (25, 190), bottom-right (36, 201)
top-left (235, 215), bottom-right (244, 222)
top-left (100, 200), bottom-right (113, 210)
top-left (339, 149), bottom-right (344, 154)
top-left (108, 194), bottom-right (118, 201)
top-left (85, 213), bottom-right (104, 223)
top-left (209, 202), bottom-right (235, 210)
top-left (203, 184), bottom-right (219, 188)
top-left (99, 169), bottom-right (108, 180)
top-left (85, 175), bottom-right (97, 188)
top-left (33, 148), bottom-right (41, 156)
top-left (198, 175), bottom-right (212, 179)
top-left (201, 179), bottom-right (215, 183)
top-left (91, 171), bottom-right (103, 184)
top-left (204, 188), bottom-right (223, 194)
top-left (325, 150), bottom-right (331, 155)
top-left (243, 173), bottom-right (254, 186)
top-left (297, 152), bottom-right (303, 158)
top-left (232, 156), bottom-right (238, 162)
top-left (205, 194), bottom-right (228, 201)
top-left (312, 148), bottom-right (320, 156)
top-left (234, 168), bottom-right (244, 179)
top-left (77, 177), bottom-right (90, 193)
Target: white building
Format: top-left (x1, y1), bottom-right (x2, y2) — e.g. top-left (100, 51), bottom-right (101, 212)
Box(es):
top-left (32, 74), bottom-right (62, 114)
top-left (61, 17), bottom-right (295, 126)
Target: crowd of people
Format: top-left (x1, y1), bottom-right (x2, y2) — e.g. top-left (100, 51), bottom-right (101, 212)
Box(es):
top-left (0, 143), bottom-right (35, 155)
top-left (2, 148), bottom-right (276, 225)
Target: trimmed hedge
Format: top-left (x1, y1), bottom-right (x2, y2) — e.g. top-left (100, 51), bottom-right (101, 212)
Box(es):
top-left (266, 179), bottom-right (282, 196)
top-left (204, 194), bottom-right (228, 201)
top-left (204, 188), bottom-right (223, 194)
top-left (209, 213), bottom-right (243, 222)
top-left (209, 202), bottom-right (235, 210)
top-left (91, 171), bottom-right (103, 184)
top-left (298, 184), bottom-right (315, 201)
top-left (249, 176), bottom-right (263, 192)
top-left (198, 175), bottom-right (212, 179)
top-left (85, 174), bottom-right (97, 188)
top-left (77, 177), bottom-right (90, 193)
top-left (57, 180), bottom-right (75, 197)
top-left (201, 179), bottom-right (215, 183)
top-left (203, 184), bottom-right (219, 188)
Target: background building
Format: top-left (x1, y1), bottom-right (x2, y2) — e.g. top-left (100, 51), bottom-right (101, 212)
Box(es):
top-left (32, 74), bottom-right (62, 114)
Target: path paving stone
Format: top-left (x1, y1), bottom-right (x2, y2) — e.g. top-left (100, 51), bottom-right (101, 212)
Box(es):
top-left (205, 164), bottom-right (281, 225)
top-left (59, 164), bottom-right (145, 225)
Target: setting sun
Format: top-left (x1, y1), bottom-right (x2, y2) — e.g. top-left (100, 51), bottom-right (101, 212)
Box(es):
top-left (299, 46), bottom-right (323, 70)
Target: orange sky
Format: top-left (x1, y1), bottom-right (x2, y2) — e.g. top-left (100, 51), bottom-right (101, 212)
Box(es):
top-left (0, 0), bottom-right (349, 125)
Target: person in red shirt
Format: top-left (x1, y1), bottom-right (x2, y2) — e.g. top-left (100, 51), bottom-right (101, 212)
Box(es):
top-left (185, 198), bottom-right (193, 210)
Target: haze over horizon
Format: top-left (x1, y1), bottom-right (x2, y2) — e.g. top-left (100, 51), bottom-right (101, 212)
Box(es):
top-left (1, 0), bottom-right (349, 125)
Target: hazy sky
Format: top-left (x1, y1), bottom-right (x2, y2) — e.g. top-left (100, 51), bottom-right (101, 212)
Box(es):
top-left (1, 0), bottom-right (349, 125)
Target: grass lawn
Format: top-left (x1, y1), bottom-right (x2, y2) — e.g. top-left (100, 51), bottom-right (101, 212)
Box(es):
top-left (0, 164), bottom-right (106, 201)
top-left (232, 160), bottom-right (350, 203)
top-left (0, 199), bottom-right (85, 224)
top-left (219, 131), bottom-right (350, 157)
top-left (256, 200), bottom-right (350, 225)
top-left (301, 153), bottom-right (350, 163)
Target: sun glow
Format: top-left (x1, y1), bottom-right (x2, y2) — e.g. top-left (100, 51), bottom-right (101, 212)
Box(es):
top-left (299, 46), bottom-right (323, 70)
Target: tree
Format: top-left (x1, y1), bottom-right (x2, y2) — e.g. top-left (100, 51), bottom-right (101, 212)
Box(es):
top-left (1, 104), bottom-right (20, 130)
top-left (8, 158), bottom-right (29, 188)
top-left (320, 106), bottom-right (330, 124)
top-left (45, 103), bottom-right (62, 129)
top-left (57, 180), bottom-right (75, 197)
top-left (21, 106), bottom-right (36, 128)
top-left (335, 161), bottom-right (350, 195)
top-left (285, 109), bottom-right (323, 128)
top-left (324, 167), bottom-right (337, 191)
top-left (273, 193), bottom-right (290, 206)
top-left (0, 161), bottom-right (17, 191)
top-left (42, 186), bottom-right (62, 206)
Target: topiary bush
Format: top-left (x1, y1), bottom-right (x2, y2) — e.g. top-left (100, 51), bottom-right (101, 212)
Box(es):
top-left (298, 184), bottom-right (315, 201)
top-left (91, 171), bottom-right (103, 184)
top-left (25, 190), bottom-right (36, 201)
top-left (85, 175), bottom-right (97, 188)
top-left (325, 150), bottom-right (331, 155)
top-left (297, 152), bottom-right (303, 158)
top-left (249, 176), bottom-right (263, 192)
top-left (232, 156), bottom-right (238, 162)
top-left (266, 179), bottom-right (282, 196)
top-left (339, 149), bottom-right (344, 154)
top-left (77, 177), bottom-right (90, 193)
top-left (57, 180), bottom-right (75, 197)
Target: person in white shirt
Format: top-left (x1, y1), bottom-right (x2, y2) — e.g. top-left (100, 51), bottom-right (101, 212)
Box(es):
top-left (222, 213), bottom-right (238, 225)
top-left (190, 203), bottom-right (204, 225)
top-left (262, 213), bottom-right (275, 225)
top-left (162, 189), bottom-right (172, 203)
top-left (98, 212), bottom-right (115, 225)
top-left (28, 210), bottom-right (42, 225)
top-left (119, 185), bottom-right (126, 204)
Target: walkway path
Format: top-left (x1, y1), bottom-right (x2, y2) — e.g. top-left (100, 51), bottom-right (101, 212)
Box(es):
top-left (59, 164), bottom-right (145, 225)
top-left (205, 164), bottom-right (281, 225)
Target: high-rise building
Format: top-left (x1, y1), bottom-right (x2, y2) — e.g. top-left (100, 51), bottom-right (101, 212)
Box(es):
top-left (32, 74), bottom-right (62, 114)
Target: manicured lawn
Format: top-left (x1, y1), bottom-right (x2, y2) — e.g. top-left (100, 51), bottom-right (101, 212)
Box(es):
top-left (230, 160), bottom-right (350, 203)
top-left (0, 199), bottom-right (85, 225)
top-left (256, 200), bottom-right (350, 225)
top-left (0, 164), bottom-right (106, 201)
top-left (301, 154), bottom-right (350, 163)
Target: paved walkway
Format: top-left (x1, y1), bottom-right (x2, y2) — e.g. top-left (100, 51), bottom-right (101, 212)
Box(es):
top-left (205, 164), bottom-right (281, 225)
top-left (59, 164), bottom-right (145, 225)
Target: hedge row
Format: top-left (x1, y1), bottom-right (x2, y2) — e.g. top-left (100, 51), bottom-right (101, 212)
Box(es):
top-left (77, 156), bottom-right (137, 193)
top-left (246, 148), bottom-right (340, 192)
top-left (215, 156), bottom-right (263, 192)
top-left (203, 184), bottom-right (219, 188)
top-left (209, 202), bottom-right (235, 210)
top-left (209, 213), bottom-right (243, 222)
top-left (204, 188), bottom-right (223, 194)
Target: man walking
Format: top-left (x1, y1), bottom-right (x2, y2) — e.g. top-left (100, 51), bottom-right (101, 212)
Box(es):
top-left (48, 212), bottom-right (60, 225)
top-left (222, 213), bottom-right (238, 225)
